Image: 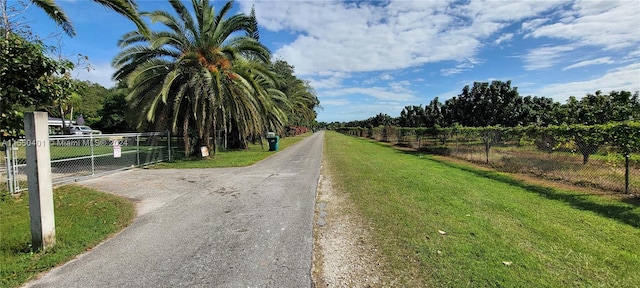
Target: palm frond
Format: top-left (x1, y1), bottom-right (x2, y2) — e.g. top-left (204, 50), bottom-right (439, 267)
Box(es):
top-left (31, 0), bottom-right (75, 36)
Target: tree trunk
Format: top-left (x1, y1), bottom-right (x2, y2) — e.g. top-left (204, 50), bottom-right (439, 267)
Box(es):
top-left (59, 106), bottom-right (66, 132)
top-left (182, 113), bottom-right (190, 157)
top-left (485, 139), bottom-right (490, 164)
top-left (201, 115), bottom-right (212, 158)
top-left (575, 138), bottom-right (597, 165)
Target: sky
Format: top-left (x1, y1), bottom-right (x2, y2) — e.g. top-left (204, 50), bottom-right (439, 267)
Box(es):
top-left (19, 0), bottom-right (640, 123)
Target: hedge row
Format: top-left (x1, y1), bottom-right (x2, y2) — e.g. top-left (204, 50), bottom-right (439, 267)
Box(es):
top-left (336, 121), bottom-right (640, 155)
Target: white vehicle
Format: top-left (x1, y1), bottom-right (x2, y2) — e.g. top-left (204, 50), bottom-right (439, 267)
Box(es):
top-left (66, 125), bottom-right (94, 135)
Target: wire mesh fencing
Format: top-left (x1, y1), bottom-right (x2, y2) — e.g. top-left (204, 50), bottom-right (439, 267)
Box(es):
top-left (345, 126), bottom-right (639, 195)
top-left (2, 132), bottom-right (172, 195)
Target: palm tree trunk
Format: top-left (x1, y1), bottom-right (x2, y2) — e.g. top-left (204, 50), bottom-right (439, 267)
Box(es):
top-left (211, 109), bottom-right (217, 155)
top-left (182, 112), bottom-right (190, 157)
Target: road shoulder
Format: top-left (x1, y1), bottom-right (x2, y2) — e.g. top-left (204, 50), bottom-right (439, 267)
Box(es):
top-left (312, 158), bottom-right (387, 287)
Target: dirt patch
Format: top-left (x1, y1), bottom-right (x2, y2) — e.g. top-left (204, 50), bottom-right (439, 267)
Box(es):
top-left (312, 159), bottom-right (387, 287)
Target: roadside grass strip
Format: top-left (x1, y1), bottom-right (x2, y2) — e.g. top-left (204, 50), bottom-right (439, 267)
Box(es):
top-left (154, 133), bottom-right (310, 168)
top-left (324, 131), bottom-right (640, 287)
top-left (0, 186), bottom-right (135, 288)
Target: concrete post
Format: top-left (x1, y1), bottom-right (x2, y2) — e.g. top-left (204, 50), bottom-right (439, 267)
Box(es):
top-left (24, 112), bottom-right (56, 251)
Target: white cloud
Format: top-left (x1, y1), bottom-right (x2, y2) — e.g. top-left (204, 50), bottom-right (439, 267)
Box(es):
top-left (526, 63), bottom-right (640, 102)
top-left (324, 86), bottom-right (416, 102)
top-left (380, 74), bottom-right (393, 81)
top-left (308, 78), bottom-right (342, 90)
top-left (320, 98), bottom-right (350, 106)
top-left (523, 45), bottom-right (575, 71)
top-left (524, 1), bottom-right (640, 50)
top-left (494, 33), bottom-right (514, 45)
top-left (72, 62), bottom-right (116, 88)
top-left (563, 57), bottom-right (614, 70)
top-left (440, 58), bottom-right (481, 76)
top-left (239, 0), bottom-right (562, 76)
top-left (235, 0), bottom-right (639, 122)
top-left (363, 73), bottom-right (395, 85)
top-left (441, 68), bottom-right (465, 76)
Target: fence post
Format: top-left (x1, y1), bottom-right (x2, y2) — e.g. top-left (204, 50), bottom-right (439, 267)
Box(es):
top-left (136, 134), bottom-right (140, 166)
top-left (90, 133), bottom-right (95, 175)
top-left (625, 154), bottom-right (630, 194)
top-left (167, 130), bottom-right (171, 162)
top-left (24, 112), bottom-right (56, 251)
top-left (4, 142), bottom-right (15, 194)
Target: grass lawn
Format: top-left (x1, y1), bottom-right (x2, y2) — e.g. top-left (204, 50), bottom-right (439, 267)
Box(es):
top-left (324, 131), bottom-right (640, 287)
top-left (153, 133), bottom-right (311, 168)
top-left (0, 186), bottom-right (135, 288)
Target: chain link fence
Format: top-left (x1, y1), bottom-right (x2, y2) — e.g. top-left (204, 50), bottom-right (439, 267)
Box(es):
top-left (2, 132), bottom-right (172, 195)
top-left (341, 126), bottom-right (639, 195)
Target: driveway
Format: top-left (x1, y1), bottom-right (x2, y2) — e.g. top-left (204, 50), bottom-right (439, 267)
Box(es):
top-left (24, 131), bottom-right (324, 288)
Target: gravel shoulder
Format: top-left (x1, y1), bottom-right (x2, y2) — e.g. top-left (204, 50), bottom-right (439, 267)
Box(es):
top-left (312, 157), bottom-right (388, 287)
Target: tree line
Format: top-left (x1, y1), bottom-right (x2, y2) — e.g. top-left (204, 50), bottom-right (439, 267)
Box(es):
top-left (1, 0), bottom-right (320, 157)
top-left (330, 80), bottom-right (639, 129)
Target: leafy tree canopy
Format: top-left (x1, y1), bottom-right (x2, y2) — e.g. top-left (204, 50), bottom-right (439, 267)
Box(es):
top-left (1, 33), bottom-right (68, 138)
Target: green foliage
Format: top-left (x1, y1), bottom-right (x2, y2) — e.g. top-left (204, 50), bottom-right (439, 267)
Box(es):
top-left (0, 33), bottom-right (70, 139)
top-left (95, 88), bottom-right (133, 133)
top-left (443, 80), bottom-right (524, 127)
top-left (74, 81), bottom-right (110, 125)
top-left (271, 59), bottom-right (320, 127)
top-left (336, 121), bottom-right (640, 165)
top-left (561, 91), bottom-right (640, 125)
top-left (607, 121), bottom-right (640, 155)
top-left (341, 78), bottom-right (637, 130)
top-left (113, 0), bottom-right (283, 155)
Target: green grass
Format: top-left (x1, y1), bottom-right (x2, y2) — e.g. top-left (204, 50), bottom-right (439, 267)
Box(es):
top-left (153, 134), bottom-right (310, 168)
top-left (0, 186), bottom-right (135, 288)
top-left (325, 131), bottom-right (640, 287)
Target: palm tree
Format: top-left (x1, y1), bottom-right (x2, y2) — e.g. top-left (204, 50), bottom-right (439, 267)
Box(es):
top-left (113, 0), bottom-right (274, 156)
top-left (29, 0), bottom-right (147, 37)
top-left (286, 80), bottom-right (320, 127)
top-left (222, 59), bottom-right (289, 149)
top-left (269, 59), bottom-right (320, 131)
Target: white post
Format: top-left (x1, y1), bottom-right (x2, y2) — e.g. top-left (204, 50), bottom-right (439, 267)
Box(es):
top-left (24, 112), bottom-right (56, 251)
top-left (90, 133), bottom-right (95, 175)
top-left (167, 131), bottom-right (171, 162)
top-left (136, 134), bottom-right (140, 166)
top-left (4, 142), bottom-right (14, 194)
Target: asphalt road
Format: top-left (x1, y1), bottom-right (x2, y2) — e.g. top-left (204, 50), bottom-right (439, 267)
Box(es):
top-left (24, 131), bottom-right (324, 288)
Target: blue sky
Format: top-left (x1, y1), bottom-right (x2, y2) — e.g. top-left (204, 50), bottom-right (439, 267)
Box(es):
top-left (22, 0), bottom-right (640, 123)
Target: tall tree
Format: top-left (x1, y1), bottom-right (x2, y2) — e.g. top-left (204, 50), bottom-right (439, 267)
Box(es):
top-left (0, 33), bottom-right (65, 138)
top-left (560, 90), bottom-right (640, 125)
top-left (270, 59), bottom-right (320, 129)
top-left (398, 105), bottom-right (425, 128)
top-left (113, 0), bottom-right (274, 156)
top-left (96, 87), bottom-right (133, 133)
top-left (425, 97), bottom-right (444, 127)
top-left (443, 80), bottom-right (520, 127)
top-left (557, 90), bottom-right (640, 164)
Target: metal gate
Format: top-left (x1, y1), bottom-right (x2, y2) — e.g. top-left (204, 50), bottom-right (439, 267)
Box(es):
top-left (2, 132), bottom-right (172, 195)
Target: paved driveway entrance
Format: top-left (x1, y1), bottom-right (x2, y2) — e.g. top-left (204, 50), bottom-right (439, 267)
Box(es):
top-left (25, 132), bottom-right (324, 288)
